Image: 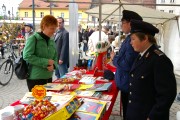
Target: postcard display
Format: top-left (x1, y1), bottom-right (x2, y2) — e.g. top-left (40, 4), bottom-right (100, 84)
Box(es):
top-left (44, 70), bottom-right (113, 120)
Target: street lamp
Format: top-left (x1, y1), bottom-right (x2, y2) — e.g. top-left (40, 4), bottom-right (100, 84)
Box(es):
top-left (8, 10), bottom-right (10, 20)
top-left (50, 2), bottom-right (52, 15)
top-left (2, 4), bottom-right (6, 19)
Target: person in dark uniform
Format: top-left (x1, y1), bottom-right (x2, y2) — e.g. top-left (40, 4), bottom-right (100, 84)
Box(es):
top-left (126, 19), bottom-right (177, 120)
top-left (110, 10), bottom-right (142, 120)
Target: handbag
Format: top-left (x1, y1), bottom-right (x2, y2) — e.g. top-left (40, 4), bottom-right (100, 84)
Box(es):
top-left (14, 56), bottom-right (29, 80)
top-left (14, 36), bottom-right (37, 80)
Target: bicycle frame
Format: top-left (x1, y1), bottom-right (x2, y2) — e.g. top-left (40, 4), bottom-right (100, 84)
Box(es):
top-left (0, 42), bottom-right (18, 86)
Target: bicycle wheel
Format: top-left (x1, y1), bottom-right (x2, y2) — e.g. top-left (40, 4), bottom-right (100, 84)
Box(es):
top-left (0, 59), bottom-right (14, 86)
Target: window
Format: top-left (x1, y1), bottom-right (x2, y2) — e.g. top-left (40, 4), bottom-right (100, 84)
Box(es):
top-left (170, 0), bottom-right (175, 3)
top-left (25, 12), bottom-right (28, 17)
top-left (61, 13), bottom-right (64, 18)
top-left (78, 13), bottom-right (82, 19)
top-left (160, 10), bottom-right (164, 12)
top-left (161, 0), bottom-right (165, 3)
top-left (169, 10), bottom-right (174, 13)
top-left (40, 12), bottom-right (44, 18)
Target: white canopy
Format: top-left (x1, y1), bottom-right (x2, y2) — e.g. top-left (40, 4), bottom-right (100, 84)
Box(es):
top-left (86, 0), bottom-right (180, 79)
top-left (86, 0), bottom-right (177, 25)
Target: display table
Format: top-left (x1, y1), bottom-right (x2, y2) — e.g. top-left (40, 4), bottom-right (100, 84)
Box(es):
top-left (11, 65), bottom-right (118, 120)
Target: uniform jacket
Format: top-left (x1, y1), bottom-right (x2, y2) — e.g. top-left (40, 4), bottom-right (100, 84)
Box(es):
top-left (126, 44), bottom-right (177, 120)
top-left (23, 32), bottom-right (58, 80)
top-left (113, 35), bottom-right (138, 92)
top-left (54, 28), bottom-right (69, 65)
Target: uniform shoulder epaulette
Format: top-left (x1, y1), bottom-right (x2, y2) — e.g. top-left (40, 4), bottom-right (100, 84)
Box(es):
top-left (154, 49), bottom-right (164, 56)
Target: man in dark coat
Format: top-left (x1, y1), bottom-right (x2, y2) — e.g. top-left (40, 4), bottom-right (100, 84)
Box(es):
top-left (126, 19), bottom-right (177, 120)
top-left (78, 24), bottom-right (83, 43)
top-left (54, 17), bottom-right (69, 79)
top-left (111, 10), bottom-right (142, 120)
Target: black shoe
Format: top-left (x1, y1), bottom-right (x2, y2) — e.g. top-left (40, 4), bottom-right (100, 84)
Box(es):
top-left (2, 56), bottom-right (5, 59)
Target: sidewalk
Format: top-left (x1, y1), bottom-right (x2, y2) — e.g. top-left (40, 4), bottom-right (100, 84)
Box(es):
top-left (0, 66), bottom-right (180, 120)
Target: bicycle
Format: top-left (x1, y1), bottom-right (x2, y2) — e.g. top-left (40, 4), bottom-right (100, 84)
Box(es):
top-left (0, 42), bottom-right (18, 86)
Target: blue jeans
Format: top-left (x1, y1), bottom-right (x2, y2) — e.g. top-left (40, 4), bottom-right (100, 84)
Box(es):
top-left (55, 63), bottom-right (68, 79)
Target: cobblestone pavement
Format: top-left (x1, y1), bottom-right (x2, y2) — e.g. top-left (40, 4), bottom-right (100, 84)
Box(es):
top-left (0, 59), bottom-right (180, 120)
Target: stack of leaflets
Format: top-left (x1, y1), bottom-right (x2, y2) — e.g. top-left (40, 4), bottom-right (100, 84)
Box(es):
top-left (82, 98), bottom-right (112, 111)
top-left (86, 82), bottom-right (112, 91)
top-left (76, 98), bottom-right (107, 119)
top-left (71, 90), bottom-right (102, 99)
top-left (44, 83), bottom-right (80, 92)
top-left (71, 90), bottom-right (95, 97)
top-left (74, 112), bottom-right (99, 120)
top-left (63, 84), bottom-right (80, 91)
top-left (44, 83), bottom-right (66, 91)
top-left (78, 84), bottom-right (94, 90)
top-left (79, 76), bottom-right (96, 84)
top-left (99, 94), bottom-right (113, 101)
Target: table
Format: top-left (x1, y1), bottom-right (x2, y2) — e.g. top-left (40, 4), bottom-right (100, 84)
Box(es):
top-left (11, 65), bottom-right (118, 120)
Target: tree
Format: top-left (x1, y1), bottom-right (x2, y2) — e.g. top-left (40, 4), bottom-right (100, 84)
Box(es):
top-left (0, 21), bottom-right (24, 42)
top-left (0, 16), bottom-right (3, 20)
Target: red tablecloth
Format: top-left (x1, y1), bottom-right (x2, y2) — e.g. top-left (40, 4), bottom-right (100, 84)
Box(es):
top-left (101, 80), bottom-right (118, 120)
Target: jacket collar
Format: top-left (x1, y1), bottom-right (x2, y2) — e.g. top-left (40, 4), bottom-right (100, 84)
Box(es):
top-left (130, 44), bottom-right (157, 72)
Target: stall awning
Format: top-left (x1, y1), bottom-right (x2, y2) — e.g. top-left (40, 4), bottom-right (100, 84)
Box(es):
top-left (85, 0), bottom-right (176, 25)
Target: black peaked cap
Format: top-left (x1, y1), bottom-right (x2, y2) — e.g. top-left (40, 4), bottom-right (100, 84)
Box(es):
top-left (130, 19), bottom-right (159, 36)
top-left (121, 10), bottom-right (143, 21)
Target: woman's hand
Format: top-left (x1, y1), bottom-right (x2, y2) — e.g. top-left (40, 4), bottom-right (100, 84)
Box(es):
top-left (48, 59), bottom-right (54, 66)
top-left (59, 60), bottom-right (63, 64)
top-left (47, 65), bottom-right (54, 72)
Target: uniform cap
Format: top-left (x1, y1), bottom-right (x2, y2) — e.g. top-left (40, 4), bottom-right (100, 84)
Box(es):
top-left (130, 19), bottom-right (159, 36)
top-left (121, 10), bottom-right (143, 21)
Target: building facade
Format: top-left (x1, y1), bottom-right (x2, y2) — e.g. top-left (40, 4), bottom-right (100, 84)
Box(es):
top-left (124, 0), bottom-right (156, 8)
top-left (156, 0), bottom-right (180, 15)
top-left (18, 0), bottom-right (91, 28)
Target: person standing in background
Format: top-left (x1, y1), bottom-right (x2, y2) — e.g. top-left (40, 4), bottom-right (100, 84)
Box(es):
top-left (0, 40), bottom-right (5, 59)
top-left (23, 15), bottom-right (58, 91)
top-left (24, 23), bottom-right (34, 41)
top-left (54, 17), bottom-right (69, 79)
top-left (78, 24), bottom-right (83, 43)
top-left (19, 23), bottom-right (34, 55)
top-left (110, 10), bottom-right (143, 120)
top-left (126, 19), bottom-right (176, 120)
